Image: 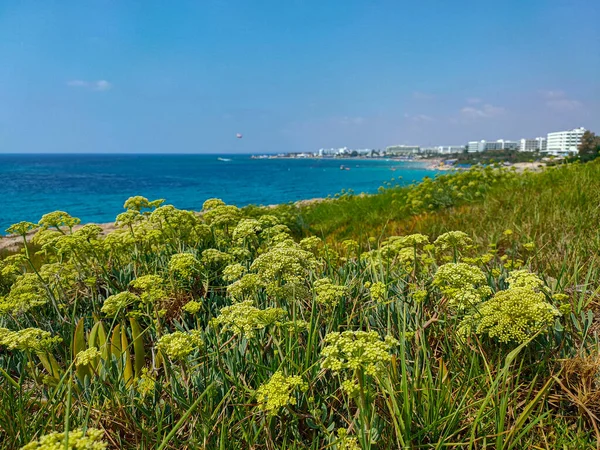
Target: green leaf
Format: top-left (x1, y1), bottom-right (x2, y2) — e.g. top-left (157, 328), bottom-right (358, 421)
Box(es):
top-left (121, 326), bottom-right (134, 386)
top-left (129, 317), bottom-right (146, 378)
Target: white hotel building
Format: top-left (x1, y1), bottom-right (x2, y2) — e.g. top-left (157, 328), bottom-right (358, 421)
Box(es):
top-left (545, 127), bottom-right (586, 156)
top-left (519, 137), bottom-right (547, 152)
top-left (467, 140), bottom-right (519, 153)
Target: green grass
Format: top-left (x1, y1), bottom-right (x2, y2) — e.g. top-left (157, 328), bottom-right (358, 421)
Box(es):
top-left (1, 162), bottom-right (599, 449)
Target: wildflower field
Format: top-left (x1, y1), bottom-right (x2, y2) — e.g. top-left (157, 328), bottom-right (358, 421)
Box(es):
top-left (1, 161), bottom-right (600, 449)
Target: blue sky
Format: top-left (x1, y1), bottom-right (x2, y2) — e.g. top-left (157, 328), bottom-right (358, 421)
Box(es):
top-left (0, 0), bottom-right (598, 153)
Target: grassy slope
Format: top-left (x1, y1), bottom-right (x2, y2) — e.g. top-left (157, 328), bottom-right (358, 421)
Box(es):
top-left (299, 161), bottom-right (600, 277)
top-left (1, 161), bottom-right (600, 449)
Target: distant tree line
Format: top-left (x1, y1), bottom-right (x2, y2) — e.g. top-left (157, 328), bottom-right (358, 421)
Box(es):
top-left (578, 130), bottom-right (600, 162)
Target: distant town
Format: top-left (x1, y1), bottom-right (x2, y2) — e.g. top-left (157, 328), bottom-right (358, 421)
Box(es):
top-left (252, 127), bottom-right (588, 161)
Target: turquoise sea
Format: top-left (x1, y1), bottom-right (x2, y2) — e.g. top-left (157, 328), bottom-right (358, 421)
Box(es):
top-left (0, 154), bottom-right (435, 232)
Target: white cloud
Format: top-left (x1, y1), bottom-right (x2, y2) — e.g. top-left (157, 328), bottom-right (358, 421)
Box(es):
top-left (539, 90), bottom-right (582, 111)
top-left (93, 80), bottom-right (112, 91)
top-left (412, 91), bottom-right (435, 100)
top-left (460, 103), bottom-right (505, 119)
top-left (540, 90), bottom-right (565, 100)
top-left (337, 116), bottom-right (365, 125)
top-left (466, 97), bottom-right (482, 104)
top-left (405, 113), bottom-right (435, 122)
top-left (67, 79), bottom-right (112, 91)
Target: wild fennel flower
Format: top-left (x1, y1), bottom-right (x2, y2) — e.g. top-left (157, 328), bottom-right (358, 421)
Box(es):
top-left (411, 288), bottom-right (427, 304)
top-left (101, 292), bottom-right (140, 317)
top-left (434, 231), bottom-right (473, 253)
top-left (20, 428), bottom-right (107, 450)
top-left (75, 347), bottom-right (101, 368)
top-left (136, 368), bottom-right (156, 397)
top-left (280, 320), bottom-right (310, 332)
top-left (182, 300), bottom-right (202, 314)
top-left (299, 236), bottom-right (322, 254)
top-left (227, 273), bottom-right (263, 300)
top-left (506, 269), bottom-right (545, 291)
top-left (321, 331), bottom-right (398, 377)
top-left (211, 300), bottom-right (287, 338)
top-left (341, 239), bottom-right (359, 254)
top-left (465, 287), bottom-right (560, 344)
top-left (232, 218), bottom-right (262, 243)
top-left (6, 221), bottom-right (38, 237)
top-left (251, 241), bottom-right (317, 283)
top-left (168, 253), bottom-right (202, 280)
top-left (0, 273), bottom-right (47, 315)
top-left (156, 330), bottom-right (203, 360)
top-left (222, 263), bottom-right (246, 282)
top-left (123, 196), bottom-right (164, 212)
top-left (368, 281), bottom-right (387, 304)
top-left (201, 248), bottom-right (233, 269)
top-left (0, 254), bottom-right (28, 277)
top-left (38, 211), bottom-right (81, 230)
top-left (433, 263), bottom-right (492, 310)
top-left (0, 327), bottom-right (62, 352)
top-left (130, 275), bottom-right (167, 305)
top-left (256, 371), bottom-right (307, 415)
top-left (341, 379), bottom-right (360, 397)
top-left (203, 205), bottom-right (242, 227)
top-left (201, 198), bottom-right (225, 211)
top-left (314, 278), bottom-right (347, 310)
top-left (335, 429), bottom-right (361, 450)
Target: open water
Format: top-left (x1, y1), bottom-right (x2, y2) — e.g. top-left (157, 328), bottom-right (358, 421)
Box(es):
top-left (0, 154), bottom-right (435, 232)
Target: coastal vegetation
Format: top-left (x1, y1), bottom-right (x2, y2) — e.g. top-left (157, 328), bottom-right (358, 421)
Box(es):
top-left (1, 160), bottom-right (600, 449)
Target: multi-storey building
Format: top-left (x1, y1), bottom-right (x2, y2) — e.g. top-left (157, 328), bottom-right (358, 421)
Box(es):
top-left (546, 127), bottom-right (586, 155)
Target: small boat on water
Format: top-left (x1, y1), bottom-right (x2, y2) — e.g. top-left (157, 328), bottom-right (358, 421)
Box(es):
top-left (217, 157), bottom-right (232, 162)
top-left (340, 165), bottom-right (350, 171)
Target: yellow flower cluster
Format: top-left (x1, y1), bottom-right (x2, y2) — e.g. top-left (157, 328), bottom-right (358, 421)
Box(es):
top-left (130, 275), bottom-right (167, 305)
top-left (201, 248), bottom-right (233, 269)
top-left (336, 428), bottom-right (361, 450)
top-left (203, 205), bottom-right (242, 227)
top-left (506, 269), bottom-right (544, 291)
top-left (251, 241), bottom-right (317, 284)
top-left (201, 198), bottom-right (225, 211)
top-left (136, 367), bottom-right (156, 397)
top-left (6, 221), bottom-right (38, 237)
top-left (321, 331), bottom-right (398, 376)
top-left (378, 234), bottom-right (429, 266)
top-left (38, 211), bottom-right (81, 231)
top-left (299, 236), bottom-right (322, 254)
top-left (314, 278), bottom-right (346, 310)
top-left (434, 231), bottom-right (474, 253)
top-left (0, 273), bottom-right (47, 315)
top-left (0, 327), bottom-right (61, 352)
top-left (368, 281), bottom-right (387, 304)
top-left (222, 263), bottom-right (246, 282)
top-left (256, 371), bottom-right (307, 415)
top-left (75, 348), bottom-right (101, 368)
top-left (227, 273), bottom-right (262, 300)
top-left (20, 428), bottom-right (107, 450)
top-left (100, 292), bottom-right (140, 317)
top-left (156, 330), bottom-right (203, 361)
top-left (168, 253), bottom-right (202, 280)
top-left (467, 287), bottom-right (560, 343)
top-left (433, 263), bottom-right (492, 310)
top-left (232, 218), bottom-right (262, 243)
top-left (182, 300), bottom-right (202, 314)
top-left (123, 196), bottom-right (164, 212)
top-left (211, 300), bottom-right (287, 338)
top-left (250, 241), bottom-right (317, 298)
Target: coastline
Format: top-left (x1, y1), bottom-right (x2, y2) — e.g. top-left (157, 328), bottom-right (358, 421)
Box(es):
top-left (0, 161), bottom-right (545, 252)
